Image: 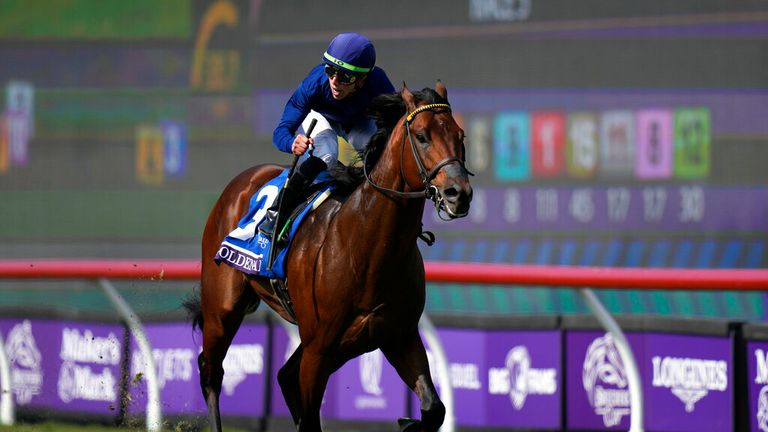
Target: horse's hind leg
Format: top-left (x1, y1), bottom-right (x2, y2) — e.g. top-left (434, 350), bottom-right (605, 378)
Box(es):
top-left (382, 330), bottom-right (445, 432)
top-left (277, 344), bottom-right (304, 425)
top-left (287, 349), bottom-right (335, 432)
top-left (199, 265), bottom-right (255, 432)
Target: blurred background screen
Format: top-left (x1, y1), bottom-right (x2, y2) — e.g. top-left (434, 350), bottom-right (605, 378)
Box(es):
top-left (1, 0), bottom-right (766, 274)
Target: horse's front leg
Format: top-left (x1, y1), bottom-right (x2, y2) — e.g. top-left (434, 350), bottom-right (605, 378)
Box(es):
top-left (382, 330), bottom-right (445, 432)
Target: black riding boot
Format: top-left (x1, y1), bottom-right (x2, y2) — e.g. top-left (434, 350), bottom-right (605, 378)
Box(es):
top-left (259, 156), bottom-right (327, 244)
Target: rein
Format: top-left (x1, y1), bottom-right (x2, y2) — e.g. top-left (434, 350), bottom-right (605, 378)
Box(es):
top-left (363, 103), bottom-right (470, 211)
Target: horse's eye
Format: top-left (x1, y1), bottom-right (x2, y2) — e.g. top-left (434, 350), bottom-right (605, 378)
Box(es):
top-left (416, 133), bottom-right (428, 144)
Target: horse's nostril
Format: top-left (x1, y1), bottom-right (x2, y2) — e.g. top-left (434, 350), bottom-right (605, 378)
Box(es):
top-left (443, 186), bottom-right (459, 199)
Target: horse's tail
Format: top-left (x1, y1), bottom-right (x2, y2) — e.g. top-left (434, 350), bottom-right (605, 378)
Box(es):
top-left (182, 288), bottom-right (204, 332)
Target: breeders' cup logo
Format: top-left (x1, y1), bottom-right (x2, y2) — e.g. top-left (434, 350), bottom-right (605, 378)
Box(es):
top-left (651, 355), bottom-right (727, 412)
top-left (257, 236), bottom-right (269, 248)
top-left (754, 349), bottom-right (768, 430)
top-left (5, 320), bottom-right (43, 404)
top-left (354, 350), bottom-right (387, 410)
top-left (360, 350), bottom-right (384, 396)
top-left (488, 346), bottom-right (556, 410)
top-left (582, 334), bottom-right (631, 427)
top-left (757, 385), bottom-right (768, 432)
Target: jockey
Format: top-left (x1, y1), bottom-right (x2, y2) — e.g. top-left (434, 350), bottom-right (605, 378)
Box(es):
top-left (259, 32), bottom-right (396, 243)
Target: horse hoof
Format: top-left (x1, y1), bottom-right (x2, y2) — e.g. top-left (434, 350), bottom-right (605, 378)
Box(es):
top-left (398, 417), bottom-right (423, 432)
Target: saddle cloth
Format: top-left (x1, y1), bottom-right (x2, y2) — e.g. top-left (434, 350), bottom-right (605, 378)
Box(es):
top-left (214, 169), bottom-right (334, 279)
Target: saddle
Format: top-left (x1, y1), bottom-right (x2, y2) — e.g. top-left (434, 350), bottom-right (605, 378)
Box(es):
top-left (215, 170), bottom-right (334, 280)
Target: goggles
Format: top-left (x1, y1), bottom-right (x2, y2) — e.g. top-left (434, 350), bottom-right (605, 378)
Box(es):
top-left (324, 65), bottom-right (361, 85)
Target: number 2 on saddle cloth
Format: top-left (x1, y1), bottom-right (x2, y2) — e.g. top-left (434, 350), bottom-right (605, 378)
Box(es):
top-left (214, 168), bottom-right (335, 280)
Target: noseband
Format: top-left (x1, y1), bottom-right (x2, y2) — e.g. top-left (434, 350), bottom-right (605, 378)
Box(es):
top-left (364, 103), bottom-right (471, 216)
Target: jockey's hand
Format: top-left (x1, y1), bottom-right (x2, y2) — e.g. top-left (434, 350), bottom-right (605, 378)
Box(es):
top-left (291, 135), bottom-right (314, 156)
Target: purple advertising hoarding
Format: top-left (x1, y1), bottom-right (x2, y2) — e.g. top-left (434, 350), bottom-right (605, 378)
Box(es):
top-left (485, 330), bottom-right (561, 429)
top-left (326, 350), bottom-right (408, 421)
top-left (418, 327), bottom-right (561, 429)
top-left (747, 341), bottom-right (768, 432)
top-left (270, 325), bottom-right (407, 422)
top-left (0, 318), bottom-right (124, 416)
top-left (566, 331), bottom-right (642, 430)
top-left (566, 330), bottom-right (732, 432)
top-left (129, 322), bottom-right (267, 417)
top-left (219, 323), bottom-right (268, 416)
top-left (127, 322), bottom-right (205, 415)
top-left (643, 333), bottom-right (732, 432)
top-left (418, 328), bottom-right (486, 426)
top-left (269, 325), bottom-right (338, 419)
top-left (269, 325), bottom-right (299, 418)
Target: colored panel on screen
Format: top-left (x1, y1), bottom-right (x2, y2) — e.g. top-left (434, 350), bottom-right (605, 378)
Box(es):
top-left (674, 107), bottom-right (711, 178)
top-left (161, 120), bottom-right (187, 178)
top-left (531, 111), bottom-right (565, 178)
top-left (466, 115), bottom-right (493, 179)
top-left (0, 115), bottom-right (8, 173)
top-left (493, 111), bottom-right (531, 181)
top-left (566, 112), bottom-right (599, 178)
top-left (635, 109), bottom-right (673, 179)
top-left (136, 125), bottom-right (165, 185)
top-left (6, 110), bottom-right (30, 165)
top-left (599, 110), bottom-right (635, 178)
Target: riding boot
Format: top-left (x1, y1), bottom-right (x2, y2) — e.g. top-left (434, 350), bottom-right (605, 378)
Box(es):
top-left (257, 193), bottom-right (283, 239)
top-left (259, 156), bottom-right (327, 244)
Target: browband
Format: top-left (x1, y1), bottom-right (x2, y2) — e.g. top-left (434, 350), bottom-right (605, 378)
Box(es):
top-left (405, 103), bottom-right (451, 123)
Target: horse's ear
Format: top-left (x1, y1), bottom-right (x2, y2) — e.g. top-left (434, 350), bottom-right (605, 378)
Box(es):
top-left (401, 82), bottom-right (416, 112)
top-left (435, 79), bottom-right (447, 100)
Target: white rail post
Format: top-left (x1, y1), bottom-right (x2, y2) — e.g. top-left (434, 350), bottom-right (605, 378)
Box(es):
top-left (0, 332), bottom-right (14, 426)
top-left (419, 314), bottom-right (454, 432)
top-left (99, 278), bottom-right (162, 432)
top-left (580, 288), bottom-right (644, 432)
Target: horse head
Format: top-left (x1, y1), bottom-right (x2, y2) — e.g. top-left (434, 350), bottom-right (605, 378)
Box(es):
top-left (397, 81), bottom-right (473, 218)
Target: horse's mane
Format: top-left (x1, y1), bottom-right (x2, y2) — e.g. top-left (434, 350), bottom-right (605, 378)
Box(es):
top-left (329, 87), bottom-right (448, 191)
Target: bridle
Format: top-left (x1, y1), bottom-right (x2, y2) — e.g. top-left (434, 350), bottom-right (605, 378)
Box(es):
top-left (363, 102), bottom-right (472, 218)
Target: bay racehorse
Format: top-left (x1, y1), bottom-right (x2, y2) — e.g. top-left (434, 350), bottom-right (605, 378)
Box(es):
top-left (184, 81), bottom-right (472, 431)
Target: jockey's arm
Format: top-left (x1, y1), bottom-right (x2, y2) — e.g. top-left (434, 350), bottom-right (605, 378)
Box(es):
top-left (273, 81), bottom-right (313, 154)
